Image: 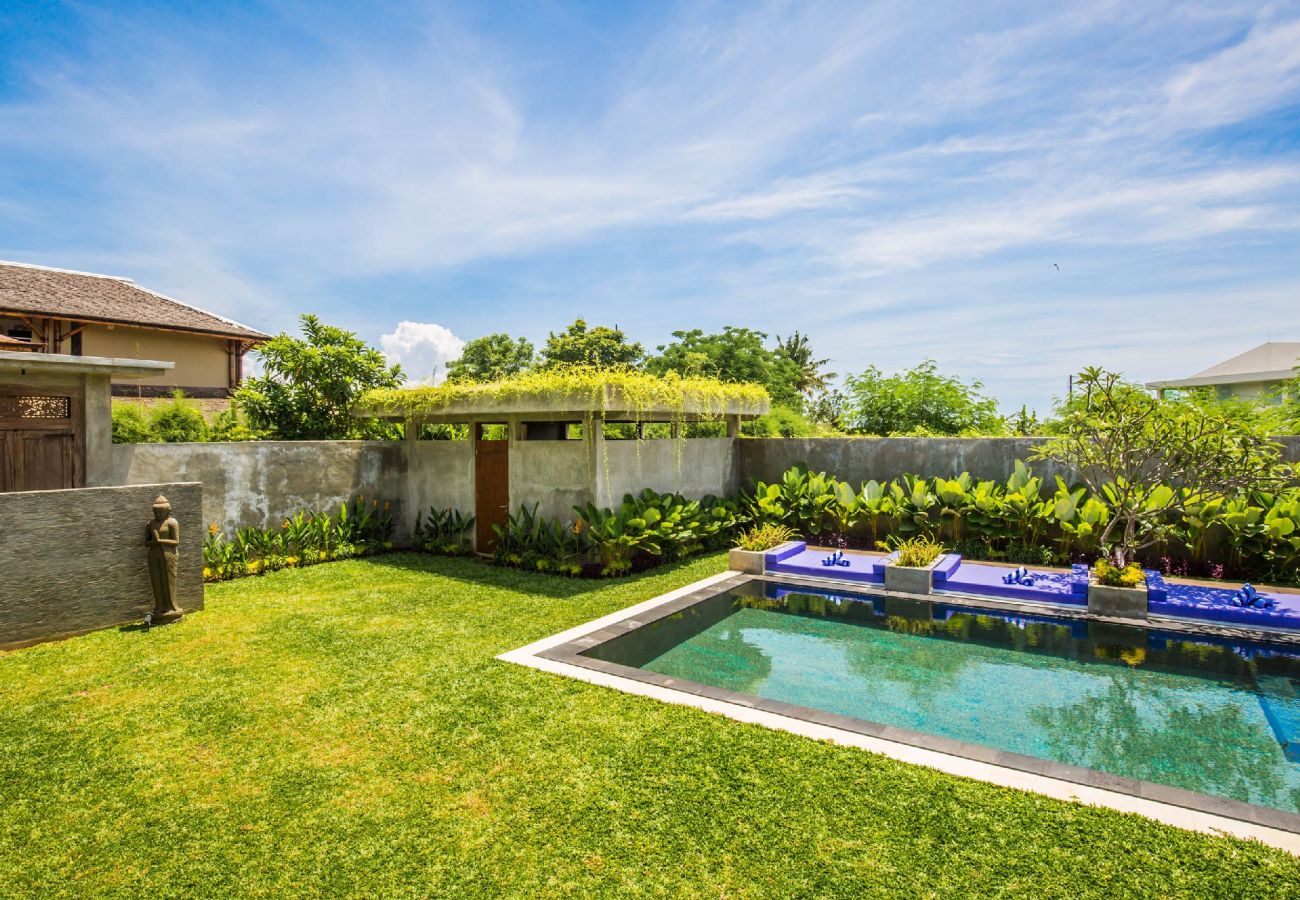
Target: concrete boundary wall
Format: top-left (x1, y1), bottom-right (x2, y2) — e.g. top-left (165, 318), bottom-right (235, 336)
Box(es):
top-left (405, 440), bottom-right (475, 524)
top-left (110, 442), bottom-right (410, 535)
top-left (0, 482), bottom-right (203, 649)
top-left (601, 439), bottom-right (739, 506)
top-left (101, 436), bottom-right (1300, 541)
top-left (737, 436), bottom-right (1300, 487)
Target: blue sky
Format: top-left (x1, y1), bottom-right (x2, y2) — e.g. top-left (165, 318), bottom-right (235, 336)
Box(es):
top-left (2, 1), bottom-right (1299, 411)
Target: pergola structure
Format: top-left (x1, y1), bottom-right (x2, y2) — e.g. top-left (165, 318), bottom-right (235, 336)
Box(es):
top-left (361, 379), bottom-right (769, 550)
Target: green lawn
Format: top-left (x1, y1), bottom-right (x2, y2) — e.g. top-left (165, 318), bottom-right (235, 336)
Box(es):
top-left (2, 554), bottom-right (1299, 898)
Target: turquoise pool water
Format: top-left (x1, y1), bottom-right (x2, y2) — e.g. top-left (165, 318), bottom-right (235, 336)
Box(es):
top-left (587, 582), bottom-right (1300, 815)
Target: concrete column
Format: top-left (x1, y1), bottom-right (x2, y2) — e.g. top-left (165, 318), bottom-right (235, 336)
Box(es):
top-left (586, 413), bottom-right (611, 507)
top-left (82, 373), bottom-right (114, 487)
top-left (726, 414), bottom-right (741, 438)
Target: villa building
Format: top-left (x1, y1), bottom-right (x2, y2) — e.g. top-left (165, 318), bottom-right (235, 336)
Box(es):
top-left (0, 260), bottom-right (268, 399)
top-left (1146, 342), bottom-right (1300, 402)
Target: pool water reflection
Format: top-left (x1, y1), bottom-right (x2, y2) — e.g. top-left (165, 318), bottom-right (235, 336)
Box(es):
top-left (584, 581), bottom-right (1300, 815)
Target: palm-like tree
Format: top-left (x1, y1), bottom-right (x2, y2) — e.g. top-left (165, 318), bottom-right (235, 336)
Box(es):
top-left (775, 331), bottom-right (835, 396)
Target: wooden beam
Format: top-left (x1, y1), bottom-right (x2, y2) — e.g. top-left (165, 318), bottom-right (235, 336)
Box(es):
top-left (0, 310), bottom-right (267, 344)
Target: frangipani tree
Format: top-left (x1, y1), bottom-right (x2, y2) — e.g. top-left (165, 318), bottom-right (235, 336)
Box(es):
top-left (1032, 367), bottom-right (1289, 569)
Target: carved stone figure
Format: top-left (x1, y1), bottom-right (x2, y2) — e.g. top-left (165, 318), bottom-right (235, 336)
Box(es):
top-left (145, 495), bottom-right (184, 625)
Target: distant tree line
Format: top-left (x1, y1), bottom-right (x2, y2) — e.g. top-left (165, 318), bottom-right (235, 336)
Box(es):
top-left (112, 312), bottom-right (1300, 442)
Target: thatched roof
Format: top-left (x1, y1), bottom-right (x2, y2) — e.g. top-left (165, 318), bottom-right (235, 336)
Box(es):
top-left (0, 261), bottom-right (269, 342)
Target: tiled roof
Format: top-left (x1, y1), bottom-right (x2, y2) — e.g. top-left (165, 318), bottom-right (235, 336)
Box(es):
top-left (0, 261), bottom-right (269, 341)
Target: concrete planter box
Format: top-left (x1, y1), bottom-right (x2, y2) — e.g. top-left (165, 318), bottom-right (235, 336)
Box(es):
top-left (728, 548), bottom-right (766, 574)
top-left (884, 558), bottom-right (943, 595)
top-left (1087, 581), bottom-right (1149, 620)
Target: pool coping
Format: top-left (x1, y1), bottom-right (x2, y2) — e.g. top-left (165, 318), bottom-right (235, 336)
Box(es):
top-left (499, 570), bottom-right (1300, 855)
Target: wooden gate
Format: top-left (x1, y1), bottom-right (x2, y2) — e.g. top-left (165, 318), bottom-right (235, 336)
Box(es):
top-left (474, 423), bottom-right (509, 552)
top-left (0, 387), bottom-right (83, 492)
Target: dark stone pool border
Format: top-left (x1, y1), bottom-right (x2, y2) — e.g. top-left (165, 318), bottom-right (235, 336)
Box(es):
top-left (537, 572), bottom-right (1300, 836)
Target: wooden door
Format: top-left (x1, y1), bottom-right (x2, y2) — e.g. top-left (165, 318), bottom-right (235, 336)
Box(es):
top-left (0, 389), bottom-right (82, 492)
top-left (474, 423), bottom-right (510, 552)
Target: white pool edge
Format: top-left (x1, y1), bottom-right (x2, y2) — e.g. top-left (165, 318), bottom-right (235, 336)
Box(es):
top-left (498, 571), bottom-right (1300, 856)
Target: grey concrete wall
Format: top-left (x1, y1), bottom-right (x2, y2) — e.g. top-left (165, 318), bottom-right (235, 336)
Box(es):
top-left (1279, 436), bottom-right (1300, 467)
top-left (110, 441), bottom-right (409, 536)
top-left (405, 440), bottom-right (475, 523)
top-left (511, 440), bottom-right (593, 522)
top-left (101, 434), bottom-right (1298, 543)
top-left (738, 435), bottom-right (1300, 488)
top-left (601, 438), bottom-right (739, 506)
top-left (83, 373), bottom-right (114, 487)
top-left (0, 482), bottom-right (203, 649)
top-left (738, 437), bottom-right (1077, 487)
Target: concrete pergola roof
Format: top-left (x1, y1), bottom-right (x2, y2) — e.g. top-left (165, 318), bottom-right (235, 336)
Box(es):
top-left (363, 384), bottom-right (770, 424)
top-left (0, 349), bottom-right (174, 378)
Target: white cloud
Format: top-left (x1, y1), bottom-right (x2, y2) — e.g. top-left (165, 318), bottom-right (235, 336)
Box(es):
top-left (380, 321), bottom-right (465, 385)
top-left (1164, 15), bottom-right (1300, 129)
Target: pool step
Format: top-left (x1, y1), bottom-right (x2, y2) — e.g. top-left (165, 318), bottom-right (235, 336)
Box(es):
top-left (1255, 674), bottom-right (1300, 763)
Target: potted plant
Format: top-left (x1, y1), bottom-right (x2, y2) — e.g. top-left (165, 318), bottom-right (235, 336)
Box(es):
top-left (730, 524), bottom-right (798, 574)
top-left (1086, 557), bottom-right (1149, 618)
top-left (882, 535), bottom-right (948, 595)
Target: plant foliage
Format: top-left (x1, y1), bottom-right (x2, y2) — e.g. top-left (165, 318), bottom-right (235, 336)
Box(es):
top-left (202, 496), bottom-right (396, 580)
top-left (235, 314), bottom-right (403, 440)
top-left (735, 523), bottom-right (798, 552)
top-left (842, 360), bottom-right (1006, 436)
top-left (362, 366), bottom-right (769, 425)
top-left (445, 333), bottom-right (537, 383)
top-left (1032, 367), bottom-right (1289, 568)
top-left (885, 534), bottom-right (946, 568)
top-left (541, 319), bottom-right (644, 369)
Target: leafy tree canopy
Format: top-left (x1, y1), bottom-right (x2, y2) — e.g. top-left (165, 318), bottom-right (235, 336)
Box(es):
top-left (1032, 367), bottom-right (1288, 567)
top-left (775, 331), bottom-right (835, 396)
top-left (645, 326), bottom-right (803, 408)
top-left (842, 360), bottom-right (1005, 436)
top-left (541, 319), bottom-right (644, 369)
top-left (807, 388), bottom-right (848, 430)
top-left (445, 333), bottom-right (536, 383)
top-left (235, 314), bottom-right (403, 439)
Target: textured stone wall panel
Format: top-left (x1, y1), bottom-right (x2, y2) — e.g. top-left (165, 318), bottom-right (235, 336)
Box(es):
top-left (0, 482), bottom-right (203, 649)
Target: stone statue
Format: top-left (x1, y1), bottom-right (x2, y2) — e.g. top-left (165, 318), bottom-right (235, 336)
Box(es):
top-left (145, 495), bottom-right (184, 625)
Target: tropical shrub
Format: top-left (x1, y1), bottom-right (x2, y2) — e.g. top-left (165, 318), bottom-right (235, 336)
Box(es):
top-left (493, 504), bottom-right (589, 575)
top-left (207, 406), bottom-right (259, 441)
top-left (149, 391), bottom-right (209, 443)
top-left (885, 535), bottom-right (946, 568)
top-left (413, 508), bottom-right (475, 555)
top-left (202, 495), bottom-right (396, 581)
top-left (111, 403), bottom-right (156, 444)
top-left (736, 524), bottom-right (798, 552)
top-left (740, 462), bottom-right (1299, 584)
top-left (484, 490), bottom-right (740, 578)
top-left (1094, 558), bottom-right (1144, 588)
top-left (235, 314), bottom-right (403, 440)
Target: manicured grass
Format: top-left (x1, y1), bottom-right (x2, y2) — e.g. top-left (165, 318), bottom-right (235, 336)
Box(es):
top-left (2, 554), bottom-right (1298, 898)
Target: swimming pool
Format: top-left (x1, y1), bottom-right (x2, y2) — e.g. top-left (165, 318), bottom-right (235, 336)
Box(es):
top-left (572, 578), bottom-right (1300, 826)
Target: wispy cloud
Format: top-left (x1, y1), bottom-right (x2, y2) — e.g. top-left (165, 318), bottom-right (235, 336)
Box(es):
top-left (1, 0), bottom-right (1298, 410)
